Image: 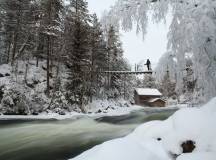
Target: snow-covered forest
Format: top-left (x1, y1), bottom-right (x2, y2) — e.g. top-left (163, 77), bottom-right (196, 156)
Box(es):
top-left (0, 0), bottom-right (136, 115)
top-left (102, 0), bottom-right (216, 104)
top-left (1, 0), bottom-right (216, 160)
top-left (0, 0), bottom-right (216, 115)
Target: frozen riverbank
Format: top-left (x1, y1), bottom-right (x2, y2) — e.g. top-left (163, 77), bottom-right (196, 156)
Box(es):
top-left (0, 104), bottom-right (182, 121)
top-left (70, 98), bottom-right (216, 160)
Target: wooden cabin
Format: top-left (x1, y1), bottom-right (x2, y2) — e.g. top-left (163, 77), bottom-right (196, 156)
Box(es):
top-left (134, 88), bottom-right (166, 107)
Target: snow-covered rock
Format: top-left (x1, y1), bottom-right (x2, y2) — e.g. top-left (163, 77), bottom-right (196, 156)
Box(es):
top-left (70, 97), bottom-right (216, 160)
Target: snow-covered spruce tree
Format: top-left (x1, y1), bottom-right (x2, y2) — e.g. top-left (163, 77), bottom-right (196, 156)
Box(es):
top-left (106, 26), bottom-right (130, 98)
top-left (38, 0), bottom-right (64, 95)
top-left (0, 0), bottom-right (36, 65)
top-left (118, 58), bottom-right (135, 100)
top-left (181, 59), bottom-right (197, 102)
top-left (89, 14), bottom-right (108, 101)
top-left (102, 0), bottom-right (216, 102)
top-left (160, 69), bottom-right (176, 99)
top-left (155, 52), bottom-right (177, 83)
top-left (0, 6), bottom-right (7, 64)
top-left (64, 0), bottom-right (91, 113)
top-left (142, 74), bottom-right (157, 89)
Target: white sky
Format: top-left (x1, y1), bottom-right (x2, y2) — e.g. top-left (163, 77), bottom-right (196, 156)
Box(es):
top-left (87, 0), bottom-right (171, 68)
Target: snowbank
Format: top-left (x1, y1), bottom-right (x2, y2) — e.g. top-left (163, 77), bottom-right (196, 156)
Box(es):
top-left (70, 97), bottom-right (216, 160)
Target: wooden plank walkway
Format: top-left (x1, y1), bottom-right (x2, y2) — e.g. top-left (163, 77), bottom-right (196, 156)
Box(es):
top-left (98, 71), bottom-right (153, 75)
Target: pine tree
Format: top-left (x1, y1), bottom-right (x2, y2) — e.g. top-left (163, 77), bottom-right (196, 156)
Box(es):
top-left (182, 60), bottom-right (197, 100)
top-left (143, 74), bottom-right (157, 88)
top-left (160, 69), bottom-right (176, 98)
top-left (65, 0), bottom-right (91, 112)
top-left (0, 5), bottom-right (6, 64)
top-left (89, 14), bottom-right (108, 100)
top-left (106, 26), bottom-right (133, 99)
top-left (1, 0), bottom-right (35, 65)
top-left (38, 0), bottom-right (63, 95)
top-left (107, 26), bottom-right (123, 90)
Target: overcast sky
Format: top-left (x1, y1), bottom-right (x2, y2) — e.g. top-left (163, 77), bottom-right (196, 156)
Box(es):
top-left (87, 0), bottom-right (171, 68)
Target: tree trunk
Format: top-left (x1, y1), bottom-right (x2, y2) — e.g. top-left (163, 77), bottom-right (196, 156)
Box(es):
top-left (6, 41), bottom-right (11, 64)
top-left (11, 32), bottom-right (18, 66)
top-left (36, 57), bottom-right (39, 67)
top-left (90, 49), bottom-right (94, 103)
top-left (46, 36), bottom-right (50, 95)
top-left (24, 63), bottom-right (29, 84)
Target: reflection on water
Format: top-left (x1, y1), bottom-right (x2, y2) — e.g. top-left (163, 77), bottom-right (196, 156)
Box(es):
top-left (0, 109), bottom-right (177, 160)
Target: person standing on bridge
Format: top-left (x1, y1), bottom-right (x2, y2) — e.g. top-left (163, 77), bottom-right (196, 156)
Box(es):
top-left (145, 59), bottom-right (151, 71)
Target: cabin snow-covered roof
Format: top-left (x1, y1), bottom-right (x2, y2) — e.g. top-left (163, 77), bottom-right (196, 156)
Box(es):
top-left (135, 88), bottom-right (162, 96)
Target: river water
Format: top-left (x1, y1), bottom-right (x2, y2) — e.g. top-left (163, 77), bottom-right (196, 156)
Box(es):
top-left (0, 109), bottom-right (177, 160)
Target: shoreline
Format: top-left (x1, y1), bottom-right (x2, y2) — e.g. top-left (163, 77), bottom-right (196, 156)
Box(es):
top-left (0, 105), bottom-right (182, 121)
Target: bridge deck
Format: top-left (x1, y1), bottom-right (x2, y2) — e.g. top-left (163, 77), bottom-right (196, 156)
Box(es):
top-left (98, 71), bottom-right (153, 75)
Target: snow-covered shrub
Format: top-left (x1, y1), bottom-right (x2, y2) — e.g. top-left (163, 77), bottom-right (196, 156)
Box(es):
top-left (49, 91), bottom-right (69, 112)
top-left (46, 91), bottom-right (84, 114)
top-left (30, 94), bottom-right (48, 115)
top-left (65, 91), bottom-right (79, 105)
top-left (106, 88), bottom-right (121, 99)
top-left (0, 88), bottom-right (30, 115)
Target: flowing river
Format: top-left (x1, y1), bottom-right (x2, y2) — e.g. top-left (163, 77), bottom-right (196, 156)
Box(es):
top-left (0, 109), bottom-right (177, 160)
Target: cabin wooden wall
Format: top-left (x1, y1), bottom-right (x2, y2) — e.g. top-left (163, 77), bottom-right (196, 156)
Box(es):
top-left (134, 91), bottom-right (165, 107)
top-left (148, 100), bottom-right (166, 107)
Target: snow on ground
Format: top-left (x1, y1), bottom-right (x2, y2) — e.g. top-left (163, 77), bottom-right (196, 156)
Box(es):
top-left (86, 99), bottom-right (143, 115)
top-left (0, 101), bottom-right (182, 120)
top-left (0, 64), bottom-right (11, 75)
top-left (85, 99), bottom-right (186, 117)
top-left (70, 97), bottom-right (216, 160)
top-left (0, 103), bottom-right (143, 120)
top-left (0, 65), bottom-right (12, 87)
top-left (0, 112), bottom-right (84, 120)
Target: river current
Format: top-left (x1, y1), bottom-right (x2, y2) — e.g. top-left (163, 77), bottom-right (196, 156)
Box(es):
top-left (0, 109), bottom-right (176, 160)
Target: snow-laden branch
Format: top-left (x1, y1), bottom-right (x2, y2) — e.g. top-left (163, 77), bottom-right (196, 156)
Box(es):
top-left (102, 0), bottom-right (216, 101)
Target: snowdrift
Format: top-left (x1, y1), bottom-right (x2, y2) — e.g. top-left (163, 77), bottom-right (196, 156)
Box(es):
top-left (70, 98), bottom-right (216, 160)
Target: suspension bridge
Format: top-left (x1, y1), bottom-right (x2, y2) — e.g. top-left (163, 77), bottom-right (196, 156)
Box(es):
top-left (98, 70), bottom-right (153, 75)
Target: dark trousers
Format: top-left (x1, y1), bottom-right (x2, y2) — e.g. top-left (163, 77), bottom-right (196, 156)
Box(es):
top-left (147, 65), bottom-right (150, 71)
